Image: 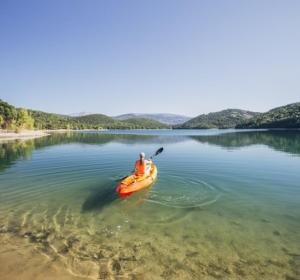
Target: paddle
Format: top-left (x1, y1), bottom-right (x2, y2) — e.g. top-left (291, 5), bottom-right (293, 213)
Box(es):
top-left (116, 147), bottom-right (164, 181)
top-left (150, 147), bottom-right (164, 160)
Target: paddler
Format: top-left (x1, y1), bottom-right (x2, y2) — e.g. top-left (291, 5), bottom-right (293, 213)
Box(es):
top-left (134, 152), bottom-right (152, 177)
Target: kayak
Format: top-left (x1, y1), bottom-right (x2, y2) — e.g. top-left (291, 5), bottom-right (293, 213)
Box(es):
top-left (116, 164), bottom-right (157, 197)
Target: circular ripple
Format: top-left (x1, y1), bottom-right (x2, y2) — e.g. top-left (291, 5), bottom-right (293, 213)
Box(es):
top-left (146, 174), bottom-right (221, 209)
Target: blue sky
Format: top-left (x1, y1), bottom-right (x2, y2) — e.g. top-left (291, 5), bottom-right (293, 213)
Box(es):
top-left (0, 0), bottom-right (299, 116)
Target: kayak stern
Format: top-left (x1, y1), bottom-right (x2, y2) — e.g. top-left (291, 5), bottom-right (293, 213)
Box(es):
top-left (116, 164), bottom-right (157, 197)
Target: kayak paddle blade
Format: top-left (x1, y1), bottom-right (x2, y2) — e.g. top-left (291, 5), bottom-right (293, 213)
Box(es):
top-left (155, 147), bottom-right (163, 156)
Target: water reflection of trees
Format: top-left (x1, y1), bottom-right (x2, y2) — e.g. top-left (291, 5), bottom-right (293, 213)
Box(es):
top-left (0, 133), bottom-right (168, 172)
top-left (0, 140), bottom-right (35, 171)
top-left (33, 132), bottom-right (187, 147)
top-left (1, 130), bottom-right (300, 172)
top-left (191, 130), bottom-right (300, 156)
top-left (34, 132), bottom-right (158, 147)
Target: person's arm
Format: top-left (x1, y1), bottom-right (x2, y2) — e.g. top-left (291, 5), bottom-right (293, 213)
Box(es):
top-left (145, 159), bottom-right (152, 168)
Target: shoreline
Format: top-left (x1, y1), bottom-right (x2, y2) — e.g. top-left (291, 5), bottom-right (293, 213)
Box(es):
top-left (0, 129), bottom-right (109, 142)
top-left (1, 127), bottom-right (299, 142)
top-left (0, 130), bottom-right (50, 142)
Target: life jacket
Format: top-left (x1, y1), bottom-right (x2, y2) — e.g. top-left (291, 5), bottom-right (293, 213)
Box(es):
top-left (135, 160), bottom-right (146, 176)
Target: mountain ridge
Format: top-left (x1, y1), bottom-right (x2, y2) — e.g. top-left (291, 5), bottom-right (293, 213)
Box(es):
top-left (114, 113), bottom-right (191, 125)
top-left (236, 102), bottom-right (300, 129)
top-left (1, 99), bottom-right (299, 130)
top-left (175, 109), bottom-right (260, 129)
top-left (0, 99), bottom-right (169, 130)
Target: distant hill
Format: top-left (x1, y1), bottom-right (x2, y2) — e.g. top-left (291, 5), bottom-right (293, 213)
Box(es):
top-left (0, 100), bottom-right (169, 130)
top-left (115, 113), bottom-right (191, 125)
top-left (30, 110), bottom-right (73, 129)
top-left (69, 112), bottom-right (94, 117)
top-left (75, 114), bottom-right (169, 129)
top-left (175, 109), bottom-right (259, 129)
top-left (73, 114), bottom-right (127, 129)
top-left (3, 98), bottom-right (299, 131)
top-left (236, 102), bottom-right (300, 129)
top-left (121, 118), bottom-right (169, 128)
top-left (31, 111), bottom-right (168, 130)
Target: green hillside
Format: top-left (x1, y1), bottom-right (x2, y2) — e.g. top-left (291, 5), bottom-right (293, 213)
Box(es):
top-left (30, 110), bottom-right (73, 129)
top-left (31, 112), bottom-right (169, 130)
top-left (121, 118), bottom-right (169, 129)
top-left (115, 113), bottom-right (191, 125)
top-left (3, 98), bottom-right (299, 131)
top-left (0, 99), bottom-right (34, 130)
top-left (0, 99), bottom-right (168, 130)
top-left (236, 102), bottom-right (300, 129)
top-left (73, 114), bottom-right (128, 129)
top-left (175, 109), bottom-right (259, 129)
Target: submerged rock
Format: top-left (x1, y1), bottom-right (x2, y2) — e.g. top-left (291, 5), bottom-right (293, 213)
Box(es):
top-left (0, 225), bottom-right (8, 234)
top-left (98, 270), bottom-right (109, 279)
top-left (119, 255), bottom-right (137, 261)
top-left (59, 245), bottom-right (69, 254)
top-left (112, 259), bottom-right (121, 273)
top-left (23, 231), bottom-right (33, 238)
top-left (185, 251), bottom-right (199, 258)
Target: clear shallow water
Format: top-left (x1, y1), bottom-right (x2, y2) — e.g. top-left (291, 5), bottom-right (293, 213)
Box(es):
top-left (0, 130), bottom-right (299, 279)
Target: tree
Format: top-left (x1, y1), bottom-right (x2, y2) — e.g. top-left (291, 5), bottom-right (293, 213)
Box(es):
top-left (0, 115), bottom-right (3, 128)
top-left (16, 109), bottom-right (34, 130)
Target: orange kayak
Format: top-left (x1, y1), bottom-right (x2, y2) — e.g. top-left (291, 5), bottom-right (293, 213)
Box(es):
top-left (116, 164), bottom-right (157, 197)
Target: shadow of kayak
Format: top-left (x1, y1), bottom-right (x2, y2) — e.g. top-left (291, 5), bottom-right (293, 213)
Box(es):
top-left (81, 181), bottom-right (119, 212)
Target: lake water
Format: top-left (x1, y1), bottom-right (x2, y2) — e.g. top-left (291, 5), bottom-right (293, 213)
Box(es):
top-left (0, 130), bottom-right (299, 279)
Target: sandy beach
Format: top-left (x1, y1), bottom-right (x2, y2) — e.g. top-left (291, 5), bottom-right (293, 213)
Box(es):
top-left (0, 130), bottom-right (50, 142)
top-left (0, 129), bottom-right (110, 142)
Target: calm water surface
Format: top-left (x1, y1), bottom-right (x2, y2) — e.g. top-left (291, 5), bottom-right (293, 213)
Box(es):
top-left (0, 130), bottom-right (299, 279)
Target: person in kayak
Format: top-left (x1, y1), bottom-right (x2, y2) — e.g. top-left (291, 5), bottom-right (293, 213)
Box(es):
top-left (134, 152), bottom-right (152, 177)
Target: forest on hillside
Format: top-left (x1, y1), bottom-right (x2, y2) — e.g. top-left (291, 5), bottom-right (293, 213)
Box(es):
top-left (0, 99), bottom-right (168, 130)
top-left (0, 100), bottom-right (34, 131)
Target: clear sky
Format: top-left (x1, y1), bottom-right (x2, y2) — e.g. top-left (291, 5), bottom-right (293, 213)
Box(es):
top-left (0, 0), bottom-right (299, 117)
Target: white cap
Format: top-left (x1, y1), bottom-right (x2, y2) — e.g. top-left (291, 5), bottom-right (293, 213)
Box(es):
top-left (140, 152), bottom-right (145, 157)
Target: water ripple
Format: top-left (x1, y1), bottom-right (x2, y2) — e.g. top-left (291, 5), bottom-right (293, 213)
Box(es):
top-left (146, 175), bottom-right (222, 209)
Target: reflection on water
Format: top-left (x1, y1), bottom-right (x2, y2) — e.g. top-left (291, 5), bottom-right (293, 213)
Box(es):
top-left (191, 130), bottom-right (300, 156)
top-left (0, 130), bottom-right (300, 279)
top-left (1, 130), bottom-right (300, 171)
top-left (0, 140), bottom-right (35, 171)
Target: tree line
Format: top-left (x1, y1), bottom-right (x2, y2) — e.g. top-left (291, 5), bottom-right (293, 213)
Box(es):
top-left (0, 99), bottom-right (168, 131)
top-left (0, 100), bottom-right (34, 131)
